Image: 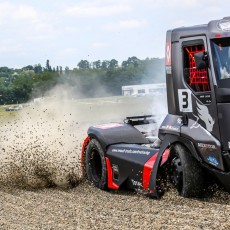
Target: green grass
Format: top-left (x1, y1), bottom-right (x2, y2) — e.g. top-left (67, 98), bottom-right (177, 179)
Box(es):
top-left (0, 105), bottom-right (20, 122)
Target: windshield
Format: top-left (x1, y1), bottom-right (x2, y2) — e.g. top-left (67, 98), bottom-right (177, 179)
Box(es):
top-left (212, 38), bottom-right (230, 84)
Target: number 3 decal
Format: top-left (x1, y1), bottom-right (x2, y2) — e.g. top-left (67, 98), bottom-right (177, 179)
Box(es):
top-left (178, 89), bottom-right (193, 112)
top-left (182, 91), bottom-right (188, 109)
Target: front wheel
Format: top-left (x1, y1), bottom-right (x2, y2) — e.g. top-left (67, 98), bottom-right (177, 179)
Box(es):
top-left (85, 138), bottom-right (107, 190)
top-left (170, 144), bottom-right (204, 197)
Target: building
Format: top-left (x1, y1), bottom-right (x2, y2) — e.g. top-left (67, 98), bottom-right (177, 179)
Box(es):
top-left (122, 83), bottom-right (166, 96)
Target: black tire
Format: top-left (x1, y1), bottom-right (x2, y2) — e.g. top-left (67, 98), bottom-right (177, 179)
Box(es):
top-left (85, 139), bottom-right (107, 190)
top-left (170, 143), bottom-right (204, 197)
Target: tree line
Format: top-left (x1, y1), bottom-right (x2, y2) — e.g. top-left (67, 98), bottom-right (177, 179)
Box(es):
top-left (0, 57), bottom-right (165, 105)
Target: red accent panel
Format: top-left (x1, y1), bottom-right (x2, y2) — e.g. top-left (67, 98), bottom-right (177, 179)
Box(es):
top-left (81, 136), bottom-right (90, 174)
top-left (143, 154), bottom-right (158, 190)
top-left (105, 157), bottom-right (119, 190)
top-left (215, 33), bottom-right (223, 38)
top-left (161, 149), bottom-right (170, 165)
top-left (142, 149), bottom-right (170, 190)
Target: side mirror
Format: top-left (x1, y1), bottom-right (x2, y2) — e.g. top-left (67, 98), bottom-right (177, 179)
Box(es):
top-left (194, 51), bottom-right (209, 69)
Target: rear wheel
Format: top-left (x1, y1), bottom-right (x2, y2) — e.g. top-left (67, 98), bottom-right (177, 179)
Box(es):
top-left (170, 144), bottom-right (204, 197)
top-left (85, 139), bottom-right (107, 190)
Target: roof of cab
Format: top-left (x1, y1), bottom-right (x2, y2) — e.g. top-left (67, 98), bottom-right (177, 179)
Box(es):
top-left (169, 17), bottom-right (230, 42)
top-left (170, 24), bottom-right (208, 42)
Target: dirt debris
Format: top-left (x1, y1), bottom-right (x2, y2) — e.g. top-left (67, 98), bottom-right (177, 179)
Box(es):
top-left (0, 100), bottom-right (85, 188)
top-left (0, 182), bottom-right (229, 229)
top-left (0, 96), bottom-right (229, 229)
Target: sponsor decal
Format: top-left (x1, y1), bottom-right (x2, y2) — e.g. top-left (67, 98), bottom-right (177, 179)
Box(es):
top-left (198, 143), bottom-right (216, 149)
top-left (166, 66), bottom-right (172, 74)
top-left (161, 125), bottom-right (180, 131)
top-left (112, 148), bottom-right (150, 156)
top-left (197, 102), bottom-right (214, 132)
top-left (94, 123), bottom-right (123, 129)
top-left (177, 117), bottom-right (182, 125)
top-left (191, 101), bottom-right (214, 132)
top-left (131, 179), bottom-right (142, 187)
top-left (197, 93), bottom-right (212, 104)
top-left (165, 43), bottom-right (171, 66)
top-left (217, 20), bottom-right (230, 31)
top-left (178, 89), bottom-right (193, 112)
top-left (207, 156), bottom-right (219, 166)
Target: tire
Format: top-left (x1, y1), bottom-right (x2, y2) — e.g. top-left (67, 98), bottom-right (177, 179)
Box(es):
top-left (85, 139), bottom-right (107, 190)
top-left (170, 143), bottom-right (204, 197)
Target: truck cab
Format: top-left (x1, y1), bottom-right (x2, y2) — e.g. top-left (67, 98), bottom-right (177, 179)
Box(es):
top-left (82, 17), bottom-right (230, 198)
top-left (161, 17), bottom-right (230, 191)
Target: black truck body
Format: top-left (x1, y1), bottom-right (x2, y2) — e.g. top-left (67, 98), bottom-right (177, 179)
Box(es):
top-left (82, 17), bottom-right (230, 198)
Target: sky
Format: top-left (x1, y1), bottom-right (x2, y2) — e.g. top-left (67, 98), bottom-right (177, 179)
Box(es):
top-left (0, 0), bottom-right (229, 69)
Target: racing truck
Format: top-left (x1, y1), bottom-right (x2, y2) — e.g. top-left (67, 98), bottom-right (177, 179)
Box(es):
top-left (82, 17), bottom-right (230, 198)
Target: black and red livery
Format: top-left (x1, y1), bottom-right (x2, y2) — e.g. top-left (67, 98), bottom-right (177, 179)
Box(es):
top-left (82, 17), bottom-right (230, 198)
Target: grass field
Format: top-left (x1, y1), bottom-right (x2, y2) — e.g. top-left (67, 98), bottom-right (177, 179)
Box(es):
top-left (0, 94), bottom-right (167, 123)
top-left (0, 105), bottom-right (16, 121)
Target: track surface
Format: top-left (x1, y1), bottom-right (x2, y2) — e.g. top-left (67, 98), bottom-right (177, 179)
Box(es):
top-left (0, 96), bottom-right (229, 229)
top-left (0, 183), bottom-right (229, 229)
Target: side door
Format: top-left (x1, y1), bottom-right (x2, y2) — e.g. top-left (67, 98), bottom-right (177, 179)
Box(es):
top-left (179, 36), bottom-right (220, 140)
top-left (178, 36), bottom-right (224, 170)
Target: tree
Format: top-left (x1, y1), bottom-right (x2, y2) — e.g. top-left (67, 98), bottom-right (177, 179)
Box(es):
top-left (11, 73), bottom-right (33, 103)
top-left (121, 61), bottom-right (128, 68)
top-left (93, 60), bottom-right (101, 69)
top-left (65, 66), bottom-right (70, 75)
top-left (32, 72), bottom-right (59, 97)
top-left (22, 65), bottom-right (34, 71)
top-left (0, 56), bottom-right (165, 104)
top-left (108, 59), bottom-right (118, 69)
top-left (77, 60), bottom-right (90, 69)
top-left (101, 60), bottom-right (109, 69)
top-left (0, 67), bottom-right (13, 78)
top-left (45, 59), bottom-right (52, 72)
top-left (34, 64), bottom-right (43, 74)
top-left (122, 57), bottom-right (141, 68)
top-left (0, 67), bottom-right (11, 73)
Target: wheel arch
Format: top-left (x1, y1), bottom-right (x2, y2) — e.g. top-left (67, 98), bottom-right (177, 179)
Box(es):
top-left (148, 134), bottom-right (203, 198)
top-left (163, 135), bottom-right (202, 163)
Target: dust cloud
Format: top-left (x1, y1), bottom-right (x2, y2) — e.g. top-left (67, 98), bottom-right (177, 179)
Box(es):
top-left (0, 85), bottom-right (88, 188)
top-left (0, 81), bottom-right (167, 189)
